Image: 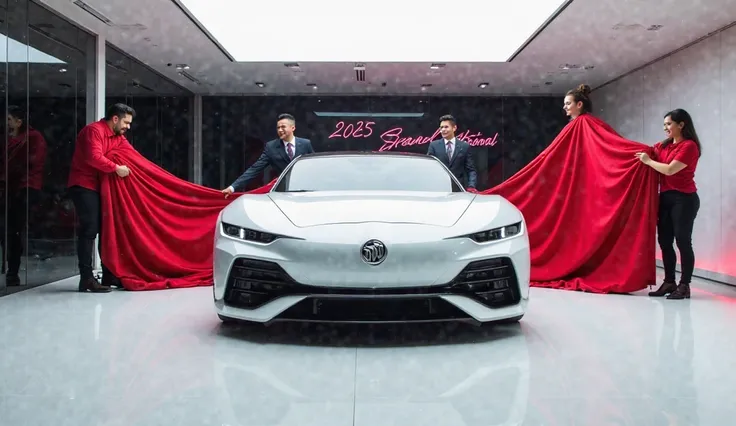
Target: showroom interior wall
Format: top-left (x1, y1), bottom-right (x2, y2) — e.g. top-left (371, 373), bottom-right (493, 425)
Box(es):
top-left (594, 24), bottom-right (736, 285)
top-left (1, 0), bottom-right (194, 295)
top-left (201, 96), bottom-right (569, 192)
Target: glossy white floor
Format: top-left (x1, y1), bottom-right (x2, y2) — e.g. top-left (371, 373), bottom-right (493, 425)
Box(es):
top-left (1, 274), bottom-right (734, 426)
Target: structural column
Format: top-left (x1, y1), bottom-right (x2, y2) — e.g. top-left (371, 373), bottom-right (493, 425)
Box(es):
top-left (86, 34), bottom-right (105, 273)
top-left (190, 94), bottom-right (203, 184)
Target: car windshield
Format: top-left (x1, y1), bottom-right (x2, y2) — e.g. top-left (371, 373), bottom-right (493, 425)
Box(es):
top-left (273, 155), bottom-right (464, 192)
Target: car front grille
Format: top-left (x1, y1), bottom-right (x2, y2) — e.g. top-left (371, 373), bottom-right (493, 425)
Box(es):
top-left (277, 297), bottom-right (472, 323)
top-left (224, 256), bottom-right (522, 312)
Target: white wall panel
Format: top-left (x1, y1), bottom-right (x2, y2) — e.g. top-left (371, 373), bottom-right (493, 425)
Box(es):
top-left (595, 30), bottom-right (735, 284)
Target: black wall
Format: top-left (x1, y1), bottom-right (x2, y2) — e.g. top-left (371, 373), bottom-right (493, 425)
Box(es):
top-left (202, 96), bottom-right (568, 191)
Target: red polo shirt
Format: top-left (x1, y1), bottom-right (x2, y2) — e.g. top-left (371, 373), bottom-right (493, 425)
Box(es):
top-left (653, 139), bottom-right (699, 194)
top-left (68, 119), bottom-right (129, 192)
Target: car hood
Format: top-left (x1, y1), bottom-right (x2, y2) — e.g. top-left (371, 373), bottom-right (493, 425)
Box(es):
top-left (267, 191), bottom-right (476, 227)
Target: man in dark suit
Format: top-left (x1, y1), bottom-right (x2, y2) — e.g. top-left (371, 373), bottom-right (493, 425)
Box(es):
top-left (222, 113), bottom-right (315, 197)
top-left (426, 114), bottom-right (477, 191)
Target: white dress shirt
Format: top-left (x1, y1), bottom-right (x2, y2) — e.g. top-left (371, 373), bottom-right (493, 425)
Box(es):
top-left (444, 137), bottom-right (456, 160)
top-left (283, 137), bottom-right (295, 156)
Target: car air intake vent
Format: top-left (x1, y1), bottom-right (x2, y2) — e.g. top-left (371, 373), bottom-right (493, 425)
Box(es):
top-left (224, 258), bottom-right (296, 309)
top-left (451, 257), bottom-right (521, 307)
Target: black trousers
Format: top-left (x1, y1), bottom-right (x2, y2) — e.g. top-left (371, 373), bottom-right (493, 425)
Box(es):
top-left (658, 190), bottom-right (700, 285)
top-left (2, 188), bottom-right (40, 276)
top-left (68, 186), bottom-right (111, 280)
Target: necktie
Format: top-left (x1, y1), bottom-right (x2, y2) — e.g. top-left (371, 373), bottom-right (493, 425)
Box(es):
top-left (446, 141), bottom-right (453, 160)
top-left (287, 143), bottom-right (294, 160)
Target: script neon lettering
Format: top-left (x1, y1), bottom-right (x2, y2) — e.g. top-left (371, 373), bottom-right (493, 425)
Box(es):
top-left (327, 121), bottom-right (499, 151)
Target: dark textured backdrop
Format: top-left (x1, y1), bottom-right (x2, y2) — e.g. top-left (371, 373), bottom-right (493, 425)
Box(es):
top-left (201, 96), bottom-right (569, 192)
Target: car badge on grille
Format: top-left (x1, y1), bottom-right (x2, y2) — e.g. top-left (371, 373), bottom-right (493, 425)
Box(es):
top-left (361, 239), bottom-right (387, 265)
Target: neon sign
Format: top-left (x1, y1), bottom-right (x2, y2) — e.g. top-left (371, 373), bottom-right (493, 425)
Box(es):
top-left (328, 120), bottom-right (500, 151)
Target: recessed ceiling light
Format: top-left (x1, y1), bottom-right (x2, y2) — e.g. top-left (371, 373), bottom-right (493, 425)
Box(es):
top-left (175, 64), bottom-right (189, 70)
top-left (478, 82), bottom-right (488, 89)
top-left (306, 83), bottom-right (318, 89)
top-left (420, 83), bottom-right (432, 91)
top-left (255, 82), bottom-right (265, 88)
top-left (559, 63), bottom-right (579, 70)
top-left (430, 63), bottom-right (446, 69)
top-left (59, 68), bottom-right (67, 73)
top-left (177, 0), bottom-right (571, 62)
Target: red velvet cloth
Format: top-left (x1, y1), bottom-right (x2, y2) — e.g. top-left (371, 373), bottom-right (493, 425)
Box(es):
top-left (481, 114), bottom-right (659, 293)
top-left (101, 113), bottom-right (659, 293)
top-left (100, 143), bottom-right (275, 290)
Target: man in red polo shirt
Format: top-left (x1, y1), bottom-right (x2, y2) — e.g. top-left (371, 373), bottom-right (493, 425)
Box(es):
top-left (68, 103), bottom-right (134, 293)
top-left (2, 105), bottom-right (47, 286)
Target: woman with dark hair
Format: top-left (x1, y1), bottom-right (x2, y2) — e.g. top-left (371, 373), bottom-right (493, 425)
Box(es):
top-left (2, 105), bottom-right (48, 285)
top-left (635, 109), bottom-right (701, 299)
top-left (563, 84), bottom-right (593, 120)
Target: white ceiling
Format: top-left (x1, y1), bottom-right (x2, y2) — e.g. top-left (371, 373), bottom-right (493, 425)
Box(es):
top-left (27, 0), bottom-right (736, 96)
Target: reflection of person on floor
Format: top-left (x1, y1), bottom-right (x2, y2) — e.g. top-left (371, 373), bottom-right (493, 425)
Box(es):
top-left (67, 103), bottom-right (134, 293)
top-left (1, 105), bottom-right (47, 286)
top-left (654, 303), bottom-right (697, 424)
top-left (636, 109), bottom-right (701, 300)
top-left (426, 114), bottom-right (478, 191)
top-left (220, 113), bottom-right (314, 198)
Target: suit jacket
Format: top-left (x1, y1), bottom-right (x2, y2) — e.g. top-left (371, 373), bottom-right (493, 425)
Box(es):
top-left (230, 137), bottom-right (314, 191)
top-left (427, 138), bottom-right (477, 188)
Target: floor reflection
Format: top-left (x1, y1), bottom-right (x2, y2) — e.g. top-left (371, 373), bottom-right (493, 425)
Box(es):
top-left (0, 274), bottom-right (734, 426)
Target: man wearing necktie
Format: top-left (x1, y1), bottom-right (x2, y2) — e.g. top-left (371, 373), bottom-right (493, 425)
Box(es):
top-left (222, 113), bottom-right (315, 197)
top-left (426, 114), bottom-right (478, 191)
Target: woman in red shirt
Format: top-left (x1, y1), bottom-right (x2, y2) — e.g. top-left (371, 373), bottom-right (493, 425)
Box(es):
top-left (635, 109), bottom-right (701, 299)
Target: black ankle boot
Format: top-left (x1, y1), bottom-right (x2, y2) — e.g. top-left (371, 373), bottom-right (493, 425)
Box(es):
top-left (648, 281), bottom-right (677, 297)
top-left (666, 283), bottom-right (691, 300)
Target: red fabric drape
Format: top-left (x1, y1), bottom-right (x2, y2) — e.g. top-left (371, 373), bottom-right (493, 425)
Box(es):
top-left (100, 143), bottom-right (275, 291)
top-left (100, 113), bottom-right (659, 293)
top-left (480, 114), bottom-right (659, 293)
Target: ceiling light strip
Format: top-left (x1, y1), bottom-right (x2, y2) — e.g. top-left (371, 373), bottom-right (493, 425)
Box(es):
top-left (313, 112), bottom-right (425, 118)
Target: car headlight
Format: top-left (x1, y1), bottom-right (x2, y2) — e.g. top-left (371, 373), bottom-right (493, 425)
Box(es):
top-left (221, 222), bottom-right (282, 244)
top-left (460, 222), bottom-right (523, 243)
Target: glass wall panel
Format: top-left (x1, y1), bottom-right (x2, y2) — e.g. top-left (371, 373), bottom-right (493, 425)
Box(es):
top-left (105, 44), bottom-right (193, 180)
top-left (1, 0), bottom-right (92, 295)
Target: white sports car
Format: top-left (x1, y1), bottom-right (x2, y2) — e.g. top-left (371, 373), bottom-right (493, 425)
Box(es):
top-left (213, 152), bottom-right (530, 326)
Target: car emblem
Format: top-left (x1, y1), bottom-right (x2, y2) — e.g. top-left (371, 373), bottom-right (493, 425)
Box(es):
top-left (361, 239), bottom-right (387, 265)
